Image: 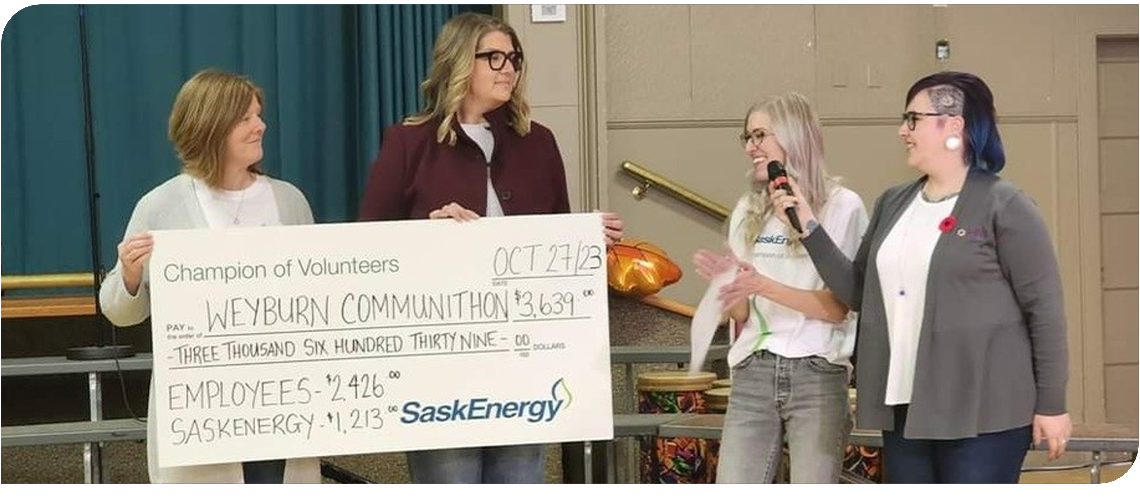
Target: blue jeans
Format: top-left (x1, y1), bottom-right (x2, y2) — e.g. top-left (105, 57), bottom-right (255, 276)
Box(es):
top-left (407, 444), bottom-right (546, 483)
top-left (716, 351), bottom-right (851, 483)
top-left (242, 459), bottom-right (285, 483)
top-left (882, 405), bottom-right (1032, 483)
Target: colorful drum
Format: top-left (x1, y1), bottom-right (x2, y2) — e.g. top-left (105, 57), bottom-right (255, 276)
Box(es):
top-left (703, 387), bottom-right (731, 414)
top-left (711, 378), bottom-right (733, 389)
top-left (637, 371), bottom-right (718, 483)
top-left (842, 388), bottom-right (883, 483)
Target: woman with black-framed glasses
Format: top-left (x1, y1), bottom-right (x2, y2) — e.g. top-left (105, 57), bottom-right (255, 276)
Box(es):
top-left (358, 12), bottom-right (624, 484)
top-left (900, 111), bottom-right (951, 131)
top-left (770, 71), bottom-right (1071, 483)
top-left (693, 93), bottom-right (868, 483)
top-left (474, 49), bottom-right (524, 72)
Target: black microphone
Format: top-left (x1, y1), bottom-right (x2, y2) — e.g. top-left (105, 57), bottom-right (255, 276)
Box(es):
top-left (767, 160), bottom-right (802, 233)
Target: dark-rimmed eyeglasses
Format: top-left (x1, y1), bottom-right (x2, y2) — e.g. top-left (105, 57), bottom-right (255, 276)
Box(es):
top-left (901, 111), bottom-right (952, 131)
top-left (475, 50), bottom-right (524, 72)
top-left (739, 129), bottom-right (770, 148)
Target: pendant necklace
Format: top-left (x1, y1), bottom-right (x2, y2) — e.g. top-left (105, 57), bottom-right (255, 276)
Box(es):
top-left (231, 183), bottom-right (249, 225)
top-left (895, 205), bottom-right (916, 297)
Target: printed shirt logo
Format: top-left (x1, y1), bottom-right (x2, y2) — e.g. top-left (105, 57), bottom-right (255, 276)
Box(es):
top-left (756, 233), bottom-right (794, 246)
top-left (754, 231), bottom-right (805, 260)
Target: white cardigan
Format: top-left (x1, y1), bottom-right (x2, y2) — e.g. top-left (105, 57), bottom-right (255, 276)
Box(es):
top-left (99, 173), bottom-right (320, 484)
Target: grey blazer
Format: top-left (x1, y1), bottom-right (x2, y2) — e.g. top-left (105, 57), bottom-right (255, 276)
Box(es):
top-left (802, 169), bottom-right (1067, 439)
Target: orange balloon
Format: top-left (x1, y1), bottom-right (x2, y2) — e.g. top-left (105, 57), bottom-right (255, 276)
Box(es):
top-left (606, 239), bottom-right (682, 296)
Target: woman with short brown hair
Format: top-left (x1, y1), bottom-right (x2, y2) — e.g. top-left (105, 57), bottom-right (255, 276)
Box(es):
top-left (100, 69), bottom-right (318, 483)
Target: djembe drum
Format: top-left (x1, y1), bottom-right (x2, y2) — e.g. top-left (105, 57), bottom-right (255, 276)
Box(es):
top-left (637, 371), bottom-right (718, 483)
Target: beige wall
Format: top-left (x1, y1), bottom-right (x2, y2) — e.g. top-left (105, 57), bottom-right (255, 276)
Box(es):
top-left (505, 4), bottom-right (1137, 424)
top-left (504, 5), bottom-right (591, 211)
top-left (1097, 38), bottom-right (1138, 424)
top-left (601, 4), bottom-right (1098, 303)
top-left (590, 5), bottom-right (1137, 424)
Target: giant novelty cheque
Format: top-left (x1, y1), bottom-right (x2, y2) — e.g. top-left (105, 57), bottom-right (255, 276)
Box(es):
top-left (148, 214), bottom-right (613, 467)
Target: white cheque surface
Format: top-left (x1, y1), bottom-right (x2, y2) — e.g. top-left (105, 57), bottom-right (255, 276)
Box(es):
top-left (149, 213), bottom-right (612, 467)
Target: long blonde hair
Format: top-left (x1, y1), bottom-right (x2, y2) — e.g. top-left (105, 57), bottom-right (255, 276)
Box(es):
top-left (738, 92), bottom-right (837, 249)
top-left (405, 12), bottom-right (531, 145)
top-left (168, 69), bottom-right (264, 188)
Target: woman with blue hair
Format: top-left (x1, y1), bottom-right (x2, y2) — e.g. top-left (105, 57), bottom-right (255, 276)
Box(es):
top-left (768, 72), bottom-right (1071, 483)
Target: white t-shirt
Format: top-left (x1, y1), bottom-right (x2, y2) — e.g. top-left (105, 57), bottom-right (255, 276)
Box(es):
top-left (725, 185), bottom-right (869, 369)
top-left (190, 174), bottom-right (280, 228)
top-left (461, 123), bottom-right (505, 217)
top-left (876, 190), bottom-right (956, 405)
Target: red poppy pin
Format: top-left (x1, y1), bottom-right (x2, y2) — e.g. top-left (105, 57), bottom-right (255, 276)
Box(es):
top-left (939, 215), bottom-right (957, 233)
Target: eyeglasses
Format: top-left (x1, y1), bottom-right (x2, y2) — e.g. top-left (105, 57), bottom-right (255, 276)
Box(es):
top-left (475, 50), bottom-right (524, 72)
top-left (739, 129), bottom-right (770, 148)
top-left (901, 111), bottom-right (953, 131)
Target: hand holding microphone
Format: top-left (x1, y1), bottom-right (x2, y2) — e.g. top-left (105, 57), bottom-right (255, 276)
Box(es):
top-left (766, 161), bottom-right (815, 235)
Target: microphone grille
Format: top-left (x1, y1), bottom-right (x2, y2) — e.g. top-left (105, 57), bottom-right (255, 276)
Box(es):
top-left (766, 160), bottom-right (786, 179)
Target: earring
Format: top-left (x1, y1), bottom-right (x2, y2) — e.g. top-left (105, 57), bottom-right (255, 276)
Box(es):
top-left (945, 135), bottom-right (962, 151)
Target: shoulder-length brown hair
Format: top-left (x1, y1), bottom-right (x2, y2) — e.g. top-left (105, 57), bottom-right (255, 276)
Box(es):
top-left (168, 69), bottom-right (264, 187)
top-left (405, 12), bottom-right (531, 145)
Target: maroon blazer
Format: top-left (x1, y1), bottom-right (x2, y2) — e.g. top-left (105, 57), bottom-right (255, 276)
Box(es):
top-left (359, 106), bottom-right (571, 221)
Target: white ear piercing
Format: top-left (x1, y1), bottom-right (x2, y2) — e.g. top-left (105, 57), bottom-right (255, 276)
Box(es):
top-left (945, 135), bottom-right (962, 151)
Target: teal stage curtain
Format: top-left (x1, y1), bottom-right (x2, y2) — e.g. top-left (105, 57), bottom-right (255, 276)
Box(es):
top-left (1, 5), bottom-right (92, 276)
top-left (1, 4), bottom-right (488, 280)
top-left (355, 4), bottom-right (474, 189)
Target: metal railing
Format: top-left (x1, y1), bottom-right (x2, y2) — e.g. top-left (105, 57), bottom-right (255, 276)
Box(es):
top-left (620, 160), bottom-right (728, 222)
top-left (1, 273), bottom-right (94, 291)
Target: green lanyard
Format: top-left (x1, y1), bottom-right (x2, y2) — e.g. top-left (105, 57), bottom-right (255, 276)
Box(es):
top-left (749, 296), bottom-right (772, 351)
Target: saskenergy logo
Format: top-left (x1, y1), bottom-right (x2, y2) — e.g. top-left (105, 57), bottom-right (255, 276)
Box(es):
top-left (756, 233), bottom-right (794, 246)
top-left (401, 378), bottom-right (572, 424)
